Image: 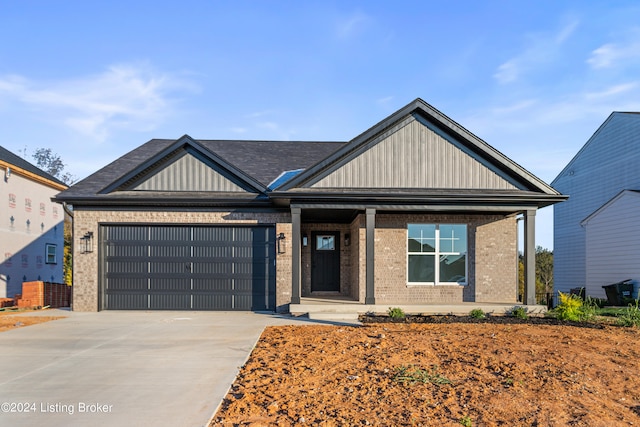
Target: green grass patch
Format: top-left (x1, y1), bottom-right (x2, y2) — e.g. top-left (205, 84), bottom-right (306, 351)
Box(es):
top-left (387, 307), bottom-right (406, 321)
top-left (393, 365), bottom-right (451, 386)
top-left (616, 299), bottom-right (640, 327)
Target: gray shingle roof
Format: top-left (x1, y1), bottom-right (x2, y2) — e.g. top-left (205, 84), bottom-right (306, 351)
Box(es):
top-left (55, 138), bottom-right (346, 201)
top-left (0, 145), bottom-right (67, 187)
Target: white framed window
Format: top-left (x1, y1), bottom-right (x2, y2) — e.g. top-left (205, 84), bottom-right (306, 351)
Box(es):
top-left (45, 243), bottom-right (57, 264)
top-left (407, 224), bottom-right (467, 285)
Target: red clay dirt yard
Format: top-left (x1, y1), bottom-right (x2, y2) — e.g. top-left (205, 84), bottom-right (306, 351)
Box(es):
top-left (0, 309), bottom-right (64, 332)
top-left (212, 319), bottom-right (640, 427)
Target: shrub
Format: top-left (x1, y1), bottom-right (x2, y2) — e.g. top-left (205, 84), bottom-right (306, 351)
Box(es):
top-left (509, 306), bottom-right (528, 320)
top-left (387, 307), bottom-right (406, 321)
top-left (553, 292), bottom-right (596, 321)
top-left (469, 308), bottom-right (486, 319)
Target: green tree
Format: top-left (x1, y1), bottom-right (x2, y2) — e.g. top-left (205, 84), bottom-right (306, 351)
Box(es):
top-left (535, 246), bottom-right (553, 294)
top-left (63, 217), bottom-right (73, 285)
top-left (31, 148), bottom-right (76, 184)
top-left (518, 246), bottom-right (554, 299)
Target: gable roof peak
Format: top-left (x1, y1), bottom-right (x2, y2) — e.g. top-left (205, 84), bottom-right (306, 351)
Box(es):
top-left (278, 98), bottom-right (560, 196)
top-left (551, 111), bottom-right (640, 185)
top-left (99, 135), bottom-right (268, 194)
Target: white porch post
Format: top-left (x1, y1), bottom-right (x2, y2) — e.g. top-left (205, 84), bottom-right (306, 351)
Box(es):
top-left (365, 208), bottom-right (376, 304)
top-left (291, 207), bottom-right (301, 304)
top-left (524, 209), bottom-right (537, 305)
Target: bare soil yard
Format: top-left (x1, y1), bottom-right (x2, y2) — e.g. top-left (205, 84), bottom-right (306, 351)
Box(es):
top-left (212, 317), bottom-right (640, 427)
top-left (0, 309), bottom-right (64, 332)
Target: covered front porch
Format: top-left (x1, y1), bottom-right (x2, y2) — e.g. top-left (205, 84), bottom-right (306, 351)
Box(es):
top-left (288, 204), bottom-right (541, 315)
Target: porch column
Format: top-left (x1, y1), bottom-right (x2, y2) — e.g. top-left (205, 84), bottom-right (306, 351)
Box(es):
top-left (524, 209), bottom-right (536, 305)
top-left (365, 208), bottom-right (376, 304)
top-left (291, 207), bottom-right (301, 304)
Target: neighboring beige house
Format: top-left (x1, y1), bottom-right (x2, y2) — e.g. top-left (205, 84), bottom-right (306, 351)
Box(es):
top-left (0, 146), bottom-right (67, 298)
top-left (54, 99), bottom-right (566, 312)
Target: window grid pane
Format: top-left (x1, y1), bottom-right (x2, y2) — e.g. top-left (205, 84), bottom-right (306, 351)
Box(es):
top-left (407, 224), bottom-right (436, 254)
top-left (408, 254), bottom-right (435, 282)
top-left (407, 224), bottom-right (466, 285)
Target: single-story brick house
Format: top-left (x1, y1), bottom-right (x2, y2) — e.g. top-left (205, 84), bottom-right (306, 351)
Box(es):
top-left (54, 99), bottom-right (566, 312)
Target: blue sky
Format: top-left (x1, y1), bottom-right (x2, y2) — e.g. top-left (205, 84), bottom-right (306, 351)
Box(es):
top-left (2, 1), bottom-right (640, 249)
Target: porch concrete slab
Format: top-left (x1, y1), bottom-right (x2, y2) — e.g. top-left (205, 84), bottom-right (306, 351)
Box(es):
top-left (292, 302), bottom-right (547, 316)
top-left (0, 310), bottom-right (317, 427)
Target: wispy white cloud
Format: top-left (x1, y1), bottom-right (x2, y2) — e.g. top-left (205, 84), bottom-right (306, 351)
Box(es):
top-left (234, 119), bottom-right (298, 140)
top-left (462, 80), bottom-right (640, 184)
top-left (335, 11), bottom-right (371, 39)
top-left (376, 96), bottom-right (394, 106)
top-left (585, 82), bottom-right (638, 99)
top-left (494, 19), bottom-right (579, 84)
top-left (493, 61), bottom-right (519, 84)
top-left (490, 99), bottom-right (538, 115)
top-left (245, 110), bottom-right (277, 119)
top-left (258, 121), bottom-right (279, 131)
top-left (469, 81), bottom-right (640, 138)
top-left (587, 38), bottom-right (640, 69)
top-left (0, 64), bottom-right (195, 141)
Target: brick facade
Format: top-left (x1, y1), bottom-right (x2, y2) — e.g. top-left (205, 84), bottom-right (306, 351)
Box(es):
top-left (72, 208), bottom-right (517, 312)
top-left (72, 208), bottom-right (291, 312)
top-left (369, 214), bottom-right (517, 304)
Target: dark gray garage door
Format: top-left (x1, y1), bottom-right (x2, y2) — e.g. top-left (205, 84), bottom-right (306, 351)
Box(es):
top-left (101, 225), bottom-right (276, 311)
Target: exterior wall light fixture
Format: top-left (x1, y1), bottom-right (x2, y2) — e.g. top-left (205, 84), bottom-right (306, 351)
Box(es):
top-left (80, 231), bottom-right (94, 253)
top-left (277, 232), bottom-right (286, 254)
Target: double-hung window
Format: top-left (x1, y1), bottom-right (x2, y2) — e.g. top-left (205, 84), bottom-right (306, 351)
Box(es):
top-left (407, 224), bottom-right (467, 285)
top-left (45, 244), bottom-right (57, 264)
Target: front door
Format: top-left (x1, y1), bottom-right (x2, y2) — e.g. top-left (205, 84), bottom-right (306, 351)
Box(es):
top-left (311, 231), bottom-right (340, 292)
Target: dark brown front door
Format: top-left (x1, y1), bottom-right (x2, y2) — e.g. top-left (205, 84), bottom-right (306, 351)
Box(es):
top-left (311, 231), bottom-right (340, 292)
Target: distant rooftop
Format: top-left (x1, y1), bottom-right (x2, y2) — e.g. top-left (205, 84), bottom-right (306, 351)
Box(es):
top-left (0, 145), bottom-right (67, 187)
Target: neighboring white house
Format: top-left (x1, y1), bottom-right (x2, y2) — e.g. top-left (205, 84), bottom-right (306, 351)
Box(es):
top-left (580, 190), bottom-right (640, 299)
top-left (552, 112), bottom-right (640, 298)
top-left (0, 146), bottom-right (68, 298)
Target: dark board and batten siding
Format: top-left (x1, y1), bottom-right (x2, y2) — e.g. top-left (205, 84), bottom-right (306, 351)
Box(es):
top-left (101, 224), bottom-right (276, 311)
top-left (132, 153), bottom-right (253, 192)
top-left (310, 119), bottom-right (520, 190)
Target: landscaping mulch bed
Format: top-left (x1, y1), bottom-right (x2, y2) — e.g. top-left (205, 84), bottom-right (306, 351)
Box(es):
top-left (359, 313), bottom-right (607, 328)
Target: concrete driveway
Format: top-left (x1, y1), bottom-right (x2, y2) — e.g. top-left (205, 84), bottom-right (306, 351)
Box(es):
top-left (0, 310), bottom-right (327, 427)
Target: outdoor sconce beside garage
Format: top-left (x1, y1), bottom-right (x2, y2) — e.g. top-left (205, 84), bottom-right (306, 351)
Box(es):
top-left (277, 232), bottom-right (286, 254)
top-left (80, 231), bottom-right (94, 253)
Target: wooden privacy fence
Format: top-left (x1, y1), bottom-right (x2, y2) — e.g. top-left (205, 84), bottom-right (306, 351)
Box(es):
top-left (15, 281), bottom-right (72, 308)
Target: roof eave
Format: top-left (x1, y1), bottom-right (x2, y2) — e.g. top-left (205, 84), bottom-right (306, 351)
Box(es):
top-left (269, 189), bottom-right (567, 209)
